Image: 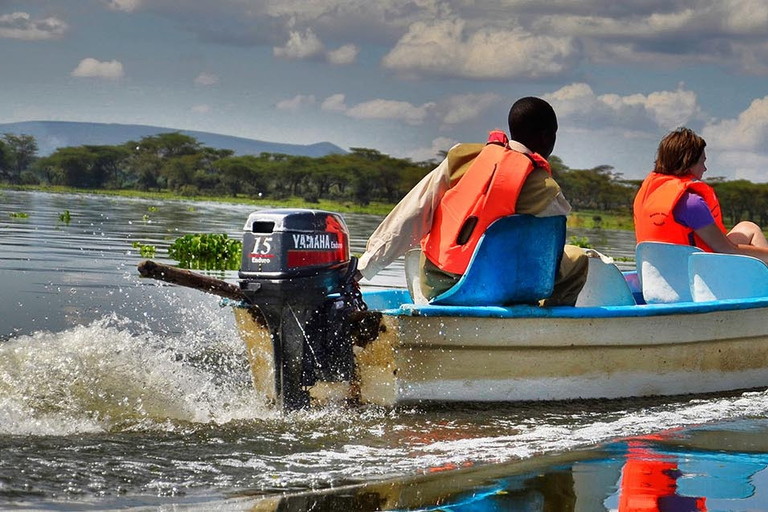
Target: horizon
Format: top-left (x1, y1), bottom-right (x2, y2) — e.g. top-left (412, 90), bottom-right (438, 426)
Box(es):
top-left (4, 1), bottom-right (768, 182)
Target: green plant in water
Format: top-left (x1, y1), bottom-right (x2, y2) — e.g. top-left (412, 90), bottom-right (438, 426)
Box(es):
top-left (569, 235), bottom-right (594, 249)
top-left (142, 214), bottom-right (150, 223)
top-left (168, 233), bottom-right (242, 270)
top-left (132, 241), bottom-right (157, 258)
top-left (147, 206), bottom-right (158, 212)
top-left (9, 212), bottom-right (29, 219)
top-left (59, 210), bottom-right (71, 224)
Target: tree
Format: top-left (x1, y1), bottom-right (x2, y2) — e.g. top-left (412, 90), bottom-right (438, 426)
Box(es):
top-left (3, 133), bottom-right (38, 182)
top-left (39, 147), bottom-right (97, 187)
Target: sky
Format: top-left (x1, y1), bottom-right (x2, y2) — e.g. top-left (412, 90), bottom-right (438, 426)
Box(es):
top-left (3, 1), bottom-right (768, 182)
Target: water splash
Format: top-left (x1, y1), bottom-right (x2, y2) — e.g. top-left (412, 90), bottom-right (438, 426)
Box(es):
top-left (0, 313), bottom-right (273, 436)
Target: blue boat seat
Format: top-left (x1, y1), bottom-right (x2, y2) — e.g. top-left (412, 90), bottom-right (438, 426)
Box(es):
top-left (636, 242), bottom-right (702, 303)
top-left (431, 215), bottom-right (566, 306)
top-left (689, 252), bottom-right (768, 301)
top-left (575, 257), bottom-right (636, 307)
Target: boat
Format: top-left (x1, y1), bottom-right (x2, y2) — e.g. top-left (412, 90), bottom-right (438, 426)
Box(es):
top-left (138, 208), bottom-right (768, 410)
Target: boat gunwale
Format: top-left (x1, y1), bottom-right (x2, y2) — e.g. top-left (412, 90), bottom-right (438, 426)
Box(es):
top-left (362, 288), bottom-right (768, 319)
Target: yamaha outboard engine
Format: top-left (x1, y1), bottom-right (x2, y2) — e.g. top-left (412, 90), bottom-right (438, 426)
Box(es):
top-left (238, 209), bottom-right (363, 410)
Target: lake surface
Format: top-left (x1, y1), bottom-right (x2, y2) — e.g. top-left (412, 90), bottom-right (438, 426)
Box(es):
top-left (2, 189), bottom-right (768, 511)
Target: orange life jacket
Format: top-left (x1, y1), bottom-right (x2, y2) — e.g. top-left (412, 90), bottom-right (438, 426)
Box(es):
top-left (633, 172), bottom-right (725, 252)
top-left (421, 132), bottom-right (550, 275)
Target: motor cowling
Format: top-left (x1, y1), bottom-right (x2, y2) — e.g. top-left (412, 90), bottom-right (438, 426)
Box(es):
top-left (238, 209), bottom-right (361, 410)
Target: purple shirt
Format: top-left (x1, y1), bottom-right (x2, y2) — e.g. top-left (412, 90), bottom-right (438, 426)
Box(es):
top-left (672, 191), bottom-right (715, 230)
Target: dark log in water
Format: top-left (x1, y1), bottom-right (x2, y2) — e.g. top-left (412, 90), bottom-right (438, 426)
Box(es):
top-left (137, 260), bottom-right (247, 302)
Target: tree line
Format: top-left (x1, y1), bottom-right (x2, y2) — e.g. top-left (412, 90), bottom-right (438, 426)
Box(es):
top-left (0, 131), bottom-right (764, 226)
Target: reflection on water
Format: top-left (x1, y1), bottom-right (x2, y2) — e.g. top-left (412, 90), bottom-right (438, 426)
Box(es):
top-left (2, 190), bottom-right (768, 510)
top-left (245, 420), bottom-right (768, 511)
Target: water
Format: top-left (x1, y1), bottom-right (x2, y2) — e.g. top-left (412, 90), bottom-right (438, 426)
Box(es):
top-left (1, 189), bottom-right (767, 511)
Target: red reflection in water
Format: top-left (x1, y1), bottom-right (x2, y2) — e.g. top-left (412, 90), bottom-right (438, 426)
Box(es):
top-left (619, 442), bottom-right (706, 512)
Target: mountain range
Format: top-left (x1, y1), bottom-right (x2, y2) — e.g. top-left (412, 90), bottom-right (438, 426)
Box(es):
top-left (0, 121), bottom-right (347, 158)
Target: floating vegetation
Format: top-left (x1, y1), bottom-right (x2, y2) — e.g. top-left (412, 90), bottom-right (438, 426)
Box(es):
top-left (569, 235), bottom-right (594, 249)
top-left (142, 214), bottom-right (150, 223)
top-left (147, 206), bottom-right (158, 212)
top-left (132, 241), bottom-right (157, 258)
top-left (59, 210), bottom-right (71, 224)
top-left (168, 233), bottom-right (242, 270)
top-left (9, 212), bottom-right (29, 219)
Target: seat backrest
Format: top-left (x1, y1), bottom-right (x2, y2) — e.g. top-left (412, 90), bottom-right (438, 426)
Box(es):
top-left (430, 215), bottom-right (565, 306)
top-left (404, 248), bottom-right (429, 305)
top-left (636, 242), bottom-right (701, 303)
top-left (575, 258), bottom-right (636, 307)
top-left (689, 252), bottom-right (768, 301)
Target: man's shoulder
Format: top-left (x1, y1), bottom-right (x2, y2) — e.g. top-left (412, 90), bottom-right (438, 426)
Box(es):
top-left (446, 143), bottom-right (485, 183)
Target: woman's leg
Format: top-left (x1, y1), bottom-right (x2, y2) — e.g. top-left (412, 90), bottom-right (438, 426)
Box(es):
top-left (727, 221), bottom-right (768, 247)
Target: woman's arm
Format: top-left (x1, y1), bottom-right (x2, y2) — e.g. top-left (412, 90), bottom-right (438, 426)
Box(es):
top-left (695, 224), bottom-right (768, 265)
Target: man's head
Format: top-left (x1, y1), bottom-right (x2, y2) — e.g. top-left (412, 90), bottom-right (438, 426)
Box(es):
top-left (507, 97), bottom-right (558, 158)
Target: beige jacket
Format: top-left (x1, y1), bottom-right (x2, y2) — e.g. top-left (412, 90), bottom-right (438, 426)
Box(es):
top-left (357, 140), bottom-right (571, 280)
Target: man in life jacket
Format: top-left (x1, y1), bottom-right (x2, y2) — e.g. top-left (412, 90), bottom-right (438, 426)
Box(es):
top-left (357, 97), bottom-right (588, 306)
top-left (634, 127), bottom-right (768, 264)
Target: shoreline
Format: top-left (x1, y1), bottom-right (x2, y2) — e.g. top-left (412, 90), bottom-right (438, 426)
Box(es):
top-left (0, 183), bottom-right (634, 230)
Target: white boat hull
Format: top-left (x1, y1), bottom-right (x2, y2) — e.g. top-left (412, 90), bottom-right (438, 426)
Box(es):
top-left (234, 291), bottom-right (768, 407)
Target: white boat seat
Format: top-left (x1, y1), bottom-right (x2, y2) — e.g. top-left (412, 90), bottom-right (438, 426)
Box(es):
top-left (636, 242), bottom-right (702, 303)
top-left (431, 214), bottom-right (566, 306)
top-left (689, 252), bottom-right (768, 301)
top-left (404, 248), bottom-right (429, 305)
top-left (575, 257), bottom-right (636, 307)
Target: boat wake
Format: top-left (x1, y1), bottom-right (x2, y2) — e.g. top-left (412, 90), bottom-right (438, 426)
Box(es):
top-left (0, 311), bottom-right (274, 436)
top-left (2, 305), bottom-right (768, 493)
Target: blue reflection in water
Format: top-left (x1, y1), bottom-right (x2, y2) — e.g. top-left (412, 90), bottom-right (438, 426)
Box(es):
top-left (385, 426), bottom-right (768, 512)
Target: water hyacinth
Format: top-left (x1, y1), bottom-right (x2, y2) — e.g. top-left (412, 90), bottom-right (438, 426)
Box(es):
top-left (168, 233), bottom-right (242, 270)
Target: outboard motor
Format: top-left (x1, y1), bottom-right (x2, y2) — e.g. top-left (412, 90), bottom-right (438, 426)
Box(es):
top-left (238, 209), bottom-right (363, 410)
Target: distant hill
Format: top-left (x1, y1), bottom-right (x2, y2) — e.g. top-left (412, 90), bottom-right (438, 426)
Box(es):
top-left (0, 121), bottom-right (347, 158)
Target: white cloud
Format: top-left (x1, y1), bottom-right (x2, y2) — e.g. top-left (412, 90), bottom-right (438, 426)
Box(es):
top-left (326, 44), bottom-right (359, 65)
top-left (544, 82), bottom-right (700, 132)
top-left (439, 92), bottom-right (502, 126)
top-left (321, 94), bottom-right (348, 112)
top-left (406, 137), bottom-right (458, 163)
top-left (275, 94), bottom-right (317, 111)
top-left (345, 99), bottom-right (436, 125)
top-left (191, 104), bottom-right (212, 114)
top-left (0, 12), bottom-right (67, 40)
top-left (194, 72), bottom-right (219, 86)
top-left (105, 0), bottom-right (144, 12)
top-left (382, 19), bottom-right (579, 80)
top-left (273, 28), bottom-right (324, 60)
top-left (71, 58), bottom-right (125, 80)
top-left (703, 96), bottom-right (768, 151)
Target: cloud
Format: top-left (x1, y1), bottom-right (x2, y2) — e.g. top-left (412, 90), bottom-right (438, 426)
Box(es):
top-left (382, 18), bottom-right (579, 80)
top-left (345, 99), bottom-right (436, 125)
top-left (194, 72), bottom-right (219, 86)
top-left (0, 12), bottom-right (67, 40)
top-left (406, 137), bottom-right (458, 163)
top-left (191, 104), bottom-right (212, 114)
top-left (275, 94), bottom-right (317, 111)
top-left (438, 93), bottom-right (502, 126)
top-left (326, 44), bottom-right (359, 65)
top-left (273, 28), bottom-right (324, 59)
top-left (105, 0), bottom-right (144, 12)
top-left (321, 94), bottom-right (347, 112)
top-left (703, 96), bottom-right (768, 151)
top-left (320, 93), bottom-right (435, 125)
top-left (544, 82), bottom-right (700, 132)
top-left (71, 58), bottom-right (125, 80)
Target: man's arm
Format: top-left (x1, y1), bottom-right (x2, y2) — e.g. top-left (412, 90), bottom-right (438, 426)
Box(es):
top-left (357, 158), bottom-right (451, 280)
